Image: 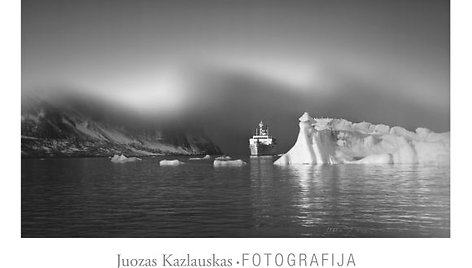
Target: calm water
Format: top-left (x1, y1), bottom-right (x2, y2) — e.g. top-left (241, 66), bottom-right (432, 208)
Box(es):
top-left (22, 156), bottom-right (449, 237)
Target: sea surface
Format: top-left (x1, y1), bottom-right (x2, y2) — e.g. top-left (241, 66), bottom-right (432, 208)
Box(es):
top-left (22, 156), bottom-right (450, 237)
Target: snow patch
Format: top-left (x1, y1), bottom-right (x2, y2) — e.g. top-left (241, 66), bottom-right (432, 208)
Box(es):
top-left (75, 121), bottom-right (107, 140)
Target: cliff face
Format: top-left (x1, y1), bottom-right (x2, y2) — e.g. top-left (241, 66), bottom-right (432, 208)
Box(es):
top-left (21, 94), bottom-right (221, 157)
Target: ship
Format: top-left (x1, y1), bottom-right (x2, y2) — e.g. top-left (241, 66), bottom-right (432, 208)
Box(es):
top-left (249, 121), bottom-right (277, 156)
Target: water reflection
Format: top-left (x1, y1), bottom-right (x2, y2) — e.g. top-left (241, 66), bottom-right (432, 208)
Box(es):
top-left (22, 158), bottom-right (449, 237)
top-left (269, 163), bottom-right (449, 237)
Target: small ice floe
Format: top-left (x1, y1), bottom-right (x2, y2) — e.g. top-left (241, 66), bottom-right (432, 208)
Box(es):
top-left (189, 154), bottom-right (212, 161)
top-left (110, 154), bottom-right (142, 163)
top-left (215, 155), bottom-right (232, 160)
top-left (159, 159), bottom-right (184, 166)
top-left (213, 159), bottom-right (247, 167)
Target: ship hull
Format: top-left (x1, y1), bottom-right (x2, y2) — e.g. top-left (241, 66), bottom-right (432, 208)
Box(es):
top-left (249, 143), bottom-right (277, 156)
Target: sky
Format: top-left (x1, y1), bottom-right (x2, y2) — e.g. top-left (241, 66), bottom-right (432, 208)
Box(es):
top-left (22, 0), bottom-right (450, 154)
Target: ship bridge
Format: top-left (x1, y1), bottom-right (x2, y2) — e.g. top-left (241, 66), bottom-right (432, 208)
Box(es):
top-left (249, 121), bottom-right (277, 156)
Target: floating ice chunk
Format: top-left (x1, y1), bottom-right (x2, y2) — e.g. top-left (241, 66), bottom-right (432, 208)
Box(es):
top-left (111, 154), bottom-right (125, 163)
top-left (215, 155), bottom-right (232, 160)
top-left (159, 159), bottom-right (184, 166)
top-left (110, 154), bottom-right (142, 163)
top-left (213, 159), bottom-right (247, 167)
top-left (189, 154), bottom-right (212, 161)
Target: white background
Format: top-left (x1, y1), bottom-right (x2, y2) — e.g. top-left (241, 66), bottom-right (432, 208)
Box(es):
top-left (1, 0), bottom-right (470, 267)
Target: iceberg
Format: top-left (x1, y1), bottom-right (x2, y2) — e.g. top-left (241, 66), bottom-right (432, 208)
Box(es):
top-left (274, 112), bottom-right (449, 165)
top-left (213, 155), bottom-right (248, 166)
top-left (110, 154), bottom-right (142, 163)
top-left (213, 159), bottom-right (247, 167)
top-left (159, 159), bottom-right (184, 166)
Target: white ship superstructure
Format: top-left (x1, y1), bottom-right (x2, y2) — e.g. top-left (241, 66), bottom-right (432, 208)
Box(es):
top-left (249, 121), bottom-right (277, 156)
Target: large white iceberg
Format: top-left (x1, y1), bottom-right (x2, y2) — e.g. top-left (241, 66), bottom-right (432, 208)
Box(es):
top-left (274, 112), bottom-right (449, 165)
top-left (110, 154), bottom-right (142, 163)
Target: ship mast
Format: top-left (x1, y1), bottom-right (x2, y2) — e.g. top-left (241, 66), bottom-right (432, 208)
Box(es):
top-left (258, 121), bottom-right (269, 136)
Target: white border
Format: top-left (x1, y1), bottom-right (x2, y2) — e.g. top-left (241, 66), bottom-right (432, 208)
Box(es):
top-left (3, 0), bottom-right (471, 267)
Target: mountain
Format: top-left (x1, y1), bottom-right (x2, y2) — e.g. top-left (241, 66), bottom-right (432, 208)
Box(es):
top-left (21, 92), bottom-right (221, 157)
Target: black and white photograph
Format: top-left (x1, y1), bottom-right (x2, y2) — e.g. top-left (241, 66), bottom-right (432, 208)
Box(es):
top-left (21, 0), bottom-right (450, 238)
